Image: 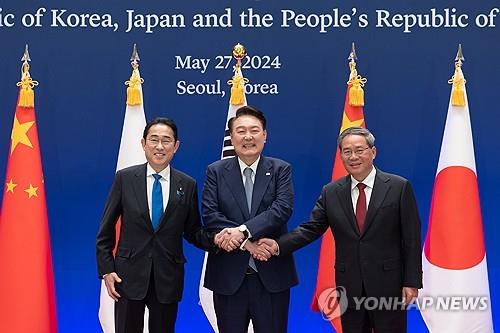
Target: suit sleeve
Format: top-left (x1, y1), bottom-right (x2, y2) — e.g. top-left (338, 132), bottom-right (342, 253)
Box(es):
top-left (400, 181), bottom-right (423, 288)
top-left (277, 185), bottom-right (330, 255)
top-left (244, 163), bottom-right (294, 239)
top-left (183, 181), bottom-right (218, 252)
top-left (96, 171), bottom-right (123, 278)
top-left (202, 165), bottom-right (241, 231)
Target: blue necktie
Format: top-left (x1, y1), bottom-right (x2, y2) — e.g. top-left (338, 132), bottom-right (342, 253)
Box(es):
top-left (151, 174), bottom-right (163, 230)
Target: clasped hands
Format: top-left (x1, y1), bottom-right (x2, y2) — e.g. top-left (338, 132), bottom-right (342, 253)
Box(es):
top-left (214, 227), bottom-right (278, 261)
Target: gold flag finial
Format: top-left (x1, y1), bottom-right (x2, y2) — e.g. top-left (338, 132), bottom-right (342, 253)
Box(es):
top-left (348, 42), bottom-right (357, 63)
top-left (125, 43), bottom-right (144, 106)
top-left (16, 44), bottom-right (39, 107)
top-left (21, 44), bottom-right (31, 63)
top-left (347, 42), bottom-right (366, 106)
top-left (228, 43), bottom-right (249, 106)
top-left (455, 43), bottom-right (465, 64)
top-left (448, 44), bottom-right (466, 106)
top-left (130, 43), bottom-right (140, 64)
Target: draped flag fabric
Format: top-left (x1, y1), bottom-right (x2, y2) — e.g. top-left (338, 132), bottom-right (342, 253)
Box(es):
top-left (0, 75), bottom-right (58, 332)
top-left (98, 68), bottom-right (148, 333)
top-left (311, 79), bottom-right (366, 333)
top-left (419, 63), bottom-right (493, 332)
top-left (199, 65), bottom-right (254, 333)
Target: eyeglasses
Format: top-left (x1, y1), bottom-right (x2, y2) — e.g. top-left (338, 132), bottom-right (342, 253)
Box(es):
top-left (341, 147), bottom-right (371, 157)
top-left (146, 138), bottom-right (174, 147)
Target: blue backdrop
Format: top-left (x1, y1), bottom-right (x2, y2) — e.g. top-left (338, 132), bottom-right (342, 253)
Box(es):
top-left (0, 1), bottom-right (498, 332)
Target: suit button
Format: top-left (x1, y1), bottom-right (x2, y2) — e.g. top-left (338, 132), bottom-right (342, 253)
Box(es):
top-left (148, 253), bottom-right (152, 258)
top-left (361, 262), bottom-right (368, 273)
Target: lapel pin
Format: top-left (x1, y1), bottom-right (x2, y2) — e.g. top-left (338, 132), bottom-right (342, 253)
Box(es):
top-left (266, 172), bottom-right (271, 176)
top-left (177, 187), bottom-right (184, 196)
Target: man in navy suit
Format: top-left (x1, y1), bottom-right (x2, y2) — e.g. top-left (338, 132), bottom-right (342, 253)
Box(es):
top-left (96, 118), bottom-right (215, 333)
top-left (202, 106), bottom-right (298, 333)
top-left (258, 127), bottom-right (422, 333)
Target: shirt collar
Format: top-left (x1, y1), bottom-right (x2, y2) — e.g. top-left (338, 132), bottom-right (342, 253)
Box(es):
top-left (147, 163), bottom-right (170, 180)
top-left (351, 166), bottom-right (376, 190)
top-left (238, 156), bottom-right (260, 176)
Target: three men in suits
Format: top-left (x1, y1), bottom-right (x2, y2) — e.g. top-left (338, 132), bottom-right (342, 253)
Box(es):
top-left (203, 106), bottom-right (298, 333)
top-left (96, 118), bottom-right (215, 333)
top-left (259, 127), bottom-right (422, 333)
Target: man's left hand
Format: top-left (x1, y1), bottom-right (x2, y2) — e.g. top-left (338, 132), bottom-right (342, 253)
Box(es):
top-left (402, 287), bottom-right (418, 305)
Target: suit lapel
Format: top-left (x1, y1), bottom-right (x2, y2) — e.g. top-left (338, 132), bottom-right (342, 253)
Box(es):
top-left (222, 157), bottom-right (250, 220)
top-left (336, 176), bottom-right (359, 236)
top-left (157, 168), bottom-right (182, 230)
top-left (362, 170), bottom-right (390, 236)
top-left (132, 163), bottom-right (154, 232)
top-left (250, 157), bottom-right (272, 217)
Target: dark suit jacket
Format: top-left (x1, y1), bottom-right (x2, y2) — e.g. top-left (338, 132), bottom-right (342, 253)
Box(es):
top-left (96, 163), bottom-right (215, 303)
top-left (278, 169), bottom-right (422, 302)
top-left (203, 156), bottom-right (298, 295)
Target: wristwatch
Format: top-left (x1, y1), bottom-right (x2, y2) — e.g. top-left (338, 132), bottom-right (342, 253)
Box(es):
top-left (238, 224), bottom-right (250, 240)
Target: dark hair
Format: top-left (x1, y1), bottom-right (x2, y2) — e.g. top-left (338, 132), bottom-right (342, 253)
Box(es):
top-left (143, 117), bottom-right (178, 141)
top-left (337, 127), bottom-right (375, 149)
top-left (228, 105), bottom-right (267, 132)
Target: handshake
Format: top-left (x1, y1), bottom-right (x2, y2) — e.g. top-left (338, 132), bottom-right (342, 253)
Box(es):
top-left (214, 227), bottom-right (279, 261)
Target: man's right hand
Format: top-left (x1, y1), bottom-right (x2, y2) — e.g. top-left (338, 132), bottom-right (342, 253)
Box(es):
top-left (215, 228), bottom-right (244, 252)
top-left (257, 238), bottom-right (279, 257)
top-left (244, 240), bottom-right (273, 261)
top-left (103, 272), bottom-right (122, 301)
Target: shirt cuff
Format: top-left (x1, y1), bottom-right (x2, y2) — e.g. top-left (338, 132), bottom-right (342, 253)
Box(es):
top-left (239, 238), bottom-right (249, 251)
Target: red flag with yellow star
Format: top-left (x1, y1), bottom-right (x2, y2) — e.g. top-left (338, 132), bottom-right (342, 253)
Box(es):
top-left (0, 55), bottom-right (58, 332)
top-left (311, 48), bottom-right (366, 333)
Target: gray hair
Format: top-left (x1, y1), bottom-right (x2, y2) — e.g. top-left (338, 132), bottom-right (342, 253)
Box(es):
top-left (337, 127), bottom-right (376, 149)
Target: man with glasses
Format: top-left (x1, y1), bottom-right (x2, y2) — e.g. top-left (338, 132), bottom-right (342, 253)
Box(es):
top-left (258, 127), bottom-right (422, 333)
top-left (96, 117), bottom-right (216, 333)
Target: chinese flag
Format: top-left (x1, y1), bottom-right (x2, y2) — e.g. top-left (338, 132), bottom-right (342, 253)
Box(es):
top-left (311, 83), bottom-right (365, 332)
top-left (0, 77), bottom-right (58, 332)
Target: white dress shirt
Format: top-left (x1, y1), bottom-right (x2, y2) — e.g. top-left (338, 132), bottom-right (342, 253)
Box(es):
top-left (350, 166), bottom-right (376, 212)
top-left (146, 163), bottom-right (170, 221)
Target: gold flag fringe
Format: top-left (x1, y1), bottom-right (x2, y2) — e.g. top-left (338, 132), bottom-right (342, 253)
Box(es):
top-left (448, 64), bottom-right (466, 107)
top-left (347, 61), bottom-right (367, 107)
top-left (125, 63), bottom-right (144, 106)
top-left (228, 66), bottom-right (248, 106)
top-left (16, 63), bottom-right (38, 107)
